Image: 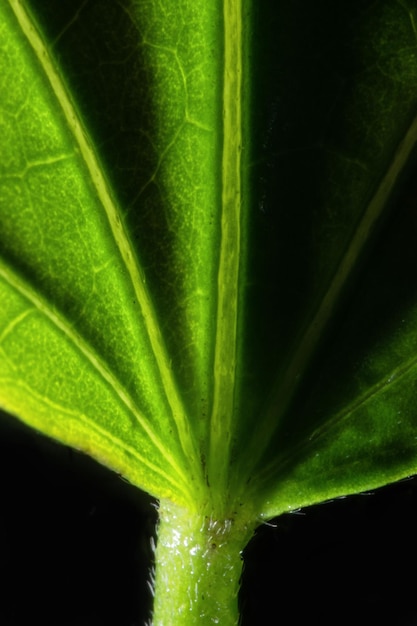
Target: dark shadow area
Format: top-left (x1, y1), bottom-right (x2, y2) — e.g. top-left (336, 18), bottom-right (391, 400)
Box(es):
top-left (236, 0), bottom-right (403, 444)
top-left (266, 143), bottom-right (417, 462)
top-left (0, 411), bottom-right (156, 626)
top-left (241, 476), bottom-right (417, 626)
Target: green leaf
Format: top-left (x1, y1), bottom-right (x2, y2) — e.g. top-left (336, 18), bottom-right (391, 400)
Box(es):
top-left (245, 0), bottom-right (417, 517)
top-left (0, 0), bottom-right (205, 508)
top-left (3, 0), bottom-right (417, 532)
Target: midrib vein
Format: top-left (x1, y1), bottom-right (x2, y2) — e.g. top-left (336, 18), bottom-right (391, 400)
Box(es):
top-left (245, 110), bottom-right (417, 479)
top-left (0, 261), bottom-right (192, 497)
top-left (9, 0), bottom-right (201, 487)
top-left (208, 0), bottom-right (242, 500)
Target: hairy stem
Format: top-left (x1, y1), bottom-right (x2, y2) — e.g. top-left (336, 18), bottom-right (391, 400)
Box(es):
top-left (152, 500), bottom-right (255, 625)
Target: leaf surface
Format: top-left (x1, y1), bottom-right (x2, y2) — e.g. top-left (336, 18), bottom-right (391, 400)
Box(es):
top-left (246, 0), bottom-right (417, 516)
top-left (0, 0), bottom-right (219, 506)
top-left (2, 0), bottom-right (417, 520)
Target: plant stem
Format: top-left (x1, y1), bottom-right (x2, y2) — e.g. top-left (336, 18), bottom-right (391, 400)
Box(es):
top-left (152, 499), bottom-right (256, 625)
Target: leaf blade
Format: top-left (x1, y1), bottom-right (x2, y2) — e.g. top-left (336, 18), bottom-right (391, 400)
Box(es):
top-left (1, 0), bottom-right (208, 505)
top-left (236, 0), bottom-right (417, 513)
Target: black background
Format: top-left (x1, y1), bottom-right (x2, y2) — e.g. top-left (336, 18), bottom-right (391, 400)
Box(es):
top-left (1, 412), bottom-right (417, 626)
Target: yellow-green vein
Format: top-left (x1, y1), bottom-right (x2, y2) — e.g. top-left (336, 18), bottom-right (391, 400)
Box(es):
top-left (207, 0), bottom-right (242, 505)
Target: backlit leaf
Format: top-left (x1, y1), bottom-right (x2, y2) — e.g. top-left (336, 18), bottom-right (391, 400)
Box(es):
top-left (2, 0), bottom-right (417, 529)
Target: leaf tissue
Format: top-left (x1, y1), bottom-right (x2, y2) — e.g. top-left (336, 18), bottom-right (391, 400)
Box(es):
top-left (2, 0), bottom-right (417, 623)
